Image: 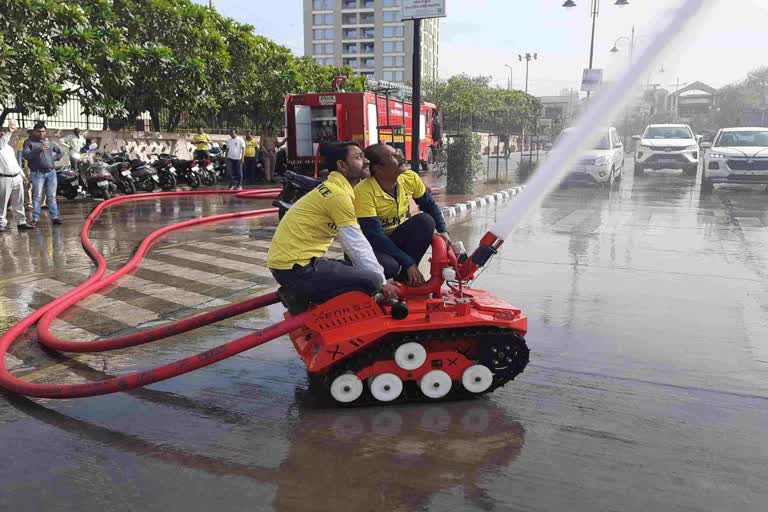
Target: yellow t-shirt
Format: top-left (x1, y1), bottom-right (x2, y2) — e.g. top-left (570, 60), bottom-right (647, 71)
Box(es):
top-left (354, 170), bottom-right (427, 235)
top-left (267, 171), bottom-right (357, 270)
top-left (192, 133), bottom-right (211, 151)
top-left (244, 139), bottom-right (258, 158)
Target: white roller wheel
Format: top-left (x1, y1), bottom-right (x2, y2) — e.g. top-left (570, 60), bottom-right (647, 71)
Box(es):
top-left (394, 342), bottom-right (427, 370)
top-left (419, 370), bottom-right (452, 399)
top-left (461, 364), bottom-right (494, 394)
top-left (369, 373), bottom-right (403, 402)
top-left (330, 374), bottom-right (363, 403)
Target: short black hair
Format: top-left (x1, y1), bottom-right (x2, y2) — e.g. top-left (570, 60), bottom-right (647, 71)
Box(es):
top-left (33, 121), bottom-right (47, 130)
top-left (363, 143), bottom-right (393, 174)
top-left (321, 141), bottom-right (359, 172)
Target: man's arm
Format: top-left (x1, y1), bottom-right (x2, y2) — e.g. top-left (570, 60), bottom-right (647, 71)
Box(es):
top-left (53, 143), bottom-right (64, 161)
top-left (359, 217), bottom-right (416, 269)
top-left (414, 191), bottom-right (447, 233)
top-left (22, 139), bottom-right (39, 160)
top-left (338, 225), bottom-right (386, 285)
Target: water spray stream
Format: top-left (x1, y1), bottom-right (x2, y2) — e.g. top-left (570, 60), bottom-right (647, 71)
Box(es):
top-left (489, 0), bottom-right (713, 240)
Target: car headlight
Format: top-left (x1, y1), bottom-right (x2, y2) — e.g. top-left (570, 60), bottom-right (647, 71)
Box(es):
top-left (593, 156), bottom-right (610, 166)
top-left (708, 152), bottom-right (727, 159)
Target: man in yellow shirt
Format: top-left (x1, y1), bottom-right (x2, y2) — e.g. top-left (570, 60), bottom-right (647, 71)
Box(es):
top-left (267, 142), bottom-right (399, 306)
top-left (192, 126), bottom-right (211, 160)
top-left (243, 130), bottom-right (260, 184)
top-left (355, 144), bottom-right (450, 286)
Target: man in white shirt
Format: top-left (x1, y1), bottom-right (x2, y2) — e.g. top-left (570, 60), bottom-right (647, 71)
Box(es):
top-left (62, 127), bottom-right (86, 168)
top-left (0, 124), bottom-right (34, 233)
top-left (225, 129), bottom-right (245, 191)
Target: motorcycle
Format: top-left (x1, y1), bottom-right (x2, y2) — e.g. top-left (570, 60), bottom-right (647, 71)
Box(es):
top-left (273, 170), bottom-right (323, 220)
top-left (104, 151), bottom-right (159, 192)
top-left (150, 154), bottom-right (178, 191)
top-left (56, 166), bottom-right (85, 200)
top-left (81, 159), bottom-right (117, 200)
top-left (173, 158), bottom-right (202, 189)
top-left (106, 158), bottom-right (136, 195)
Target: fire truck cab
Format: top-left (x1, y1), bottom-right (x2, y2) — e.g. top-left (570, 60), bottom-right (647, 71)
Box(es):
top-left (285, 80), bottom-right (439, 174)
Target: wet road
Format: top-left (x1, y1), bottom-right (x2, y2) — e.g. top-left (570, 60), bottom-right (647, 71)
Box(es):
top-left (2, 162), bottom-right (768, 511)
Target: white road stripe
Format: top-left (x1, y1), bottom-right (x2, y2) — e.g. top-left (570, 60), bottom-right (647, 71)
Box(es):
top-left (156, 248), bottom-right (274, 278)
top-left (68, 270), bottom-right (229, 310)
top-left (212, 237), bottom-right (344, 258)
top-left (0, 296), bottom-right (98, 342)
top-left (24, 278), bottom-right (160, 325)
top-left (141, 259), bottom-right (258, 290)
top-left (550, 209), bottom-right (593, 232)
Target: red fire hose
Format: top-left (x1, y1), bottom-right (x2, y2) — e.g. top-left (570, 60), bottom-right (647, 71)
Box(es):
top-left (0, 188), bottom-right (307, 399)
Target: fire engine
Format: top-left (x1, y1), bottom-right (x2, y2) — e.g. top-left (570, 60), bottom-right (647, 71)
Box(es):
top-left (284, 80), bottom-right (440, 174)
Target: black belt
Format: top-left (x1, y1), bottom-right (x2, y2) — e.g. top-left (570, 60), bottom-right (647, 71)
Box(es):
top-left (0, 173), bottom-right (19, 178)
top-left (31, 169), bottom-right (54, 173)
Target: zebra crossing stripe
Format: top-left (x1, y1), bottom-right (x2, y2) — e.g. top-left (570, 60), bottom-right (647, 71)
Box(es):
top-left (214, 237), bottom-right (344, 259)
top-left (141, 259), bottom-right (258, 290)
top-left (0, 296), bottom-right (98, 342)
top-left (24, 278), bottom-right (161, 325)
top-left (155, 248), bottom-right (275, 278)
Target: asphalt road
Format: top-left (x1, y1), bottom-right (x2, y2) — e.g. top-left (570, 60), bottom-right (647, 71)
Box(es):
top-left (1, 159), bottom-right (767, 511)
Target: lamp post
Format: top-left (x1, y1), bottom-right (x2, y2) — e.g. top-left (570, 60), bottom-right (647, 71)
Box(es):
top-left (563, 0), bottom-right (630, 98)
top-left (518, 53), bottom-right (538, 94)
top-left (504, 64), bottom-right (514, 90)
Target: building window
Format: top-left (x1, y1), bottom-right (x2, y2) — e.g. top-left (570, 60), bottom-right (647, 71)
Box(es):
top-left (343, 28), bottom-right (358, 39)
top-left (383, 55), bottom-right (404, 67)
top-left (361, 57), bottom-right (375, 68)
top-left (314, 0), bottom-right (333, 9)
top-left (313, 29), bottom-right (334, 40)
top-left (342, 13), bottom-right (357, 24)
top-left (383, 41), bottom-right (404, 52)
top-left (383, 0), bottom-right (401, 6)
top-left (313, 14), bottom-right (334, 25)
top-left (343, 43), bottom-right (359, 54)
top-left (395, 71), bottom-right (404, 81)
top-left (359, 12), bottom-right (375, 24)
top-left (361, 28), bottom-right (375, 39)
top-left (343, 57), bottom-right (358, 67)
top-left (383, 26), bottom-right (404, 38)
top-left (382, 10), bottom-right (401, 22)
top-left (343, 0), bottom-right (358, 8)
top-left (361, 0), bottom-right (375, 8)
top-left (361, 42), bottom-right (375, 54)
top-left (362, 71), bottom-right (375, 78)
top-left (314, 43), bottom-right (334, 55)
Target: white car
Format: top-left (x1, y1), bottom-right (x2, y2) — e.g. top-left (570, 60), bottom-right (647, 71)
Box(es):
top-left (700, 127), bottom-right (768, 194)
top-left (556, 126), bottom-right (625, 185)
top-left (633, 124), bottom-right (700, 176)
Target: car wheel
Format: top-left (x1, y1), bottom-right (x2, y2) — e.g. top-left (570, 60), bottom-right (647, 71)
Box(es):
top-left (700, 178), bottom-right (714, 195)
top-left (683, 165), bottom-right (698, 177)
top-left (634, 163), bottom-right (644, 176)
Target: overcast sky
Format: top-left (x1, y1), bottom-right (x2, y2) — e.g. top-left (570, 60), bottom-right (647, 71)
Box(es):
top-left (196, 0), bottom-right (768, 97)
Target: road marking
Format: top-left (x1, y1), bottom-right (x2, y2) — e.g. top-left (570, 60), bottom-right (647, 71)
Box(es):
top-left (0, 297), bottom-right (99, 342)
top-left (211, 236), bottom-right (344, 258)
top-left (550, 209), bottom-right (593, 232)
top-left (156, 248), bottom-right (274, 278)
top-left (68, 270), bottom-right (228, 310)
top-left (141, 259), bottom-right (258, 290)
top-left (23, 278), bottom-right (161, 325)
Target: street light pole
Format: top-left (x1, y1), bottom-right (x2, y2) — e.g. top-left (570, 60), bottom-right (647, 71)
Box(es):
top-left (518, 53), bottom-right (538, 94)
top-left (504, 64), bottom-right (514, 90)
top-left (411, 18), bottom-right (422, 172)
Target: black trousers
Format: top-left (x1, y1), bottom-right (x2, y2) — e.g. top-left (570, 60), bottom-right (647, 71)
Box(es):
top-left (227, 158), bottom-right (243, 187)
top-left (375, 214), bottom-right (436, 279)
top-left (271, 258), bottom-right (381, 304)
top-left (243, 157), bottom-right (261, 183)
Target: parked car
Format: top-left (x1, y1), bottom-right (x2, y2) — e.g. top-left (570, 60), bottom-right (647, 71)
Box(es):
top-left (700, 127), bottom-right (768, 195)
top-left (633, 124), bottom-right (700, 176)
top-left (556, 126), bottom-right (625, 185)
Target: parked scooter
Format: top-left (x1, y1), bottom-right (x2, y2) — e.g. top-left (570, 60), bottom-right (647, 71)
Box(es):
top-left (104, 151), bottom-right (159, 192)
top-left (56, 166), bottom-right (85, 200)
top-left (81, 159), bottom-right (117, 199)
top-left (150, 154), bottom-right (178, 191)
top-left (173, 158), bottom-right (203, 189)
top-left (272, 170), bottom-right (323, 220)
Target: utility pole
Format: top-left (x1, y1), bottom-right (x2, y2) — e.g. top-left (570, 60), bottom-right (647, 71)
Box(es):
top-left (518, 53), bottom-right (538, 94)
top-left (411, 18), bottom-right (422, 172)
top-left (504, 64), bottom-right (514, 90)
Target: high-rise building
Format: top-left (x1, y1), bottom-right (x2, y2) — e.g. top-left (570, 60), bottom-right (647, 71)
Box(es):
top-left (304, 0), bottom-right (440, 85)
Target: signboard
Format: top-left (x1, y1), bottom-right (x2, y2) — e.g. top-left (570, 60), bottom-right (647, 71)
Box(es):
top-left (402, 0), bottom-right (447, 20)
top-left (580, 68), bottom-right (603, 92)
top-left (319, 95), bottom-right (336, 105)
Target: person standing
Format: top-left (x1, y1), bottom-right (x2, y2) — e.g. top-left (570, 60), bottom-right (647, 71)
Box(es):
top-left (192, 126), bottom-right (211, 160)
top-left (0, 124), bottom-right (34, 232)
top-left (22, 122), bottom-right (64, 226)
top-left (259, 126), bottom-right (284, 182)
top-left (243, 130), bottom-right (260, 184)
top-left (62, 127), bottom-right (86, 168)
top-left (225, 129), bottom-right (245, 191)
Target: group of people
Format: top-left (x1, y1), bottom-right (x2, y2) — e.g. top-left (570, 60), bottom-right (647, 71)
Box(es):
top-left (1, 121), bottom-right (68, 233)
top-left (192, 126), bottom-right (284, 191)
top-left (267, 141), bottom-right (449, 304)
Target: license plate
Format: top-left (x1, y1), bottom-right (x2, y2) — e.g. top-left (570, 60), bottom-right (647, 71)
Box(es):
top-left (152, 175), bottom-right (160, 182)
top-left (206, 164), bottom-right (214, 171)
top-left (169, 167), bottom-right (176, 174)
top-left (658, 159), bottom-right (676, 165)
top-left (191, 166), bottom-right (199, 172)
top-left (121, 170), bottom-right (131, 176)
top-left (97, 180), bottom-right (108, 187)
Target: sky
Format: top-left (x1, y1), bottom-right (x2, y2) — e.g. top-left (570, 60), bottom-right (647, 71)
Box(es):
top-left (195, 0), bottom-right (768, 97)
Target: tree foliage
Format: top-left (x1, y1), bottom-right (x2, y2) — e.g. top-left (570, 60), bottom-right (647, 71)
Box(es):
top-left (0, 0), bottom-right (365, 129)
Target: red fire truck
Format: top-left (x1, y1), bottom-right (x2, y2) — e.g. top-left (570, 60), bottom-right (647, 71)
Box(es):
top-left (284, 80), bottom-right (440, 174)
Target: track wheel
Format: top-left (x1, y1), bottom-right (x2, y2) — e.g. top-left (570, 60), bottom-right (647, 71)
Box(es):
top-left (394, 342), bottom-right (427, 370)
top-left (330, 374), bottom-right (363, 403)
top-left (461, 364), bottom-right (494, 394)
top-left (369, 373), bottom-right (403, 402)
top-left (419, 370), bottom-right (452, 399)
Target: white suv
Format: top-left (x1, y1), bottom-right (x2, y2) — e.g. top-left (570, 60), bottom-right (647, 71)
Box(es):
top-left (634, 124), bottom-right (700, 176)
top-left (700, 127), bottom-right (768, 194)
top-left (556, 126), bottom-right (625, 185)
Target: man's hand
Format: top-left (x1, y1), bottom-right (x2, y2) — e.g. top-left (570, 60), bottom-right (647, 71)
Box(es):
top-left (438, 231), bottom-right (451, 244)
top-left (381, 281), bottom-right (400, 300)
top-left (405, 265), bottom-right (426, 287)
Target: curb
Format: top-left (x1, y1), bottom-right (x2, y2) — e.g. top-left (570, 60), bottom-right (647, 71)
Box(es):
top-left (440, 185), bottom-right (525, 218)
